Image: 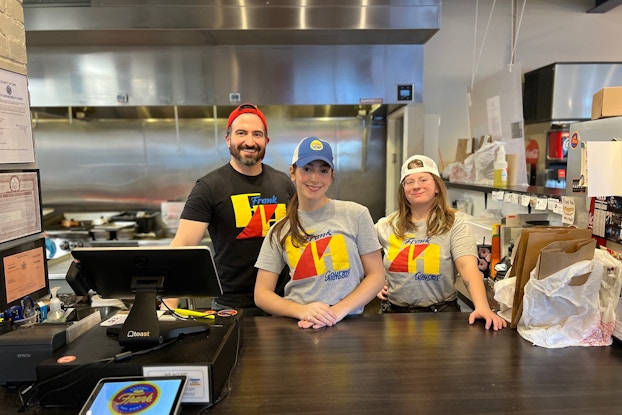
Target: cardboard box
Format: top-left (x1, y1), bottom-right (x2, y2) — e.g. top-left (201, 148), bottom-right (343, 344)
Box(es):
top-left (455, 138), bottom-right (475, 163)
top-left (592, 86), bottom-right (622, 119)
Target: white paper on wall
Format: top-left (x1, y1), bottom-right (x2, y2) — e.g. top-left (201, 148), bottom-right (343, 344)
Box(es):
top-left (587, 141), bottom-right (622, 197)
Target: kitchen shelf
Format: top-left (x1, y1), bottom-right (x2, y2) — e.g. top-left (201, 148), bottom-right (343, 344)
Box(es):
top-left (444, 181), bottom-right (567, 211)
top-left (445, 181), bottom-right (565, 197)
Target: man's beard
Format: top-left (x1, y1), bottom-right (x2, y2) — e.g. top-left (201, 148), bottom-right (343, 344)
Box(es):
top-left (229, 143), bottom-right (265, 166)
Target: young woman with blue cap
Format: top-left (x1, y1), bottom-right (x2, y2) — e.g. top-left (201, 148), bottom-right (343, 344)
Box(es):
top-left (254, 136), bottom-right (385, 329)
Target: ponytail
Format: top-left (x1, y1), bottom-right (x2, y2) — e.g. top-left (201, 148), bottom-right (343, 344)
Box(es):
top-left (270, 169), bottom-right (312, 249)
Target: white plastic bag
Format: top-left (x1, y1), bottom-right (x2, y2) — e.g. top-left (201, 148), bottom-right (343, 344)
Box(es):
top-left (443, 142), bottom-right (501, 185)
top-left (518, 249), bottom-right (622, 348)
top-left (591, 249), bottom-right (622, 344)
top-left (493, 276), bottom-right (516, 323)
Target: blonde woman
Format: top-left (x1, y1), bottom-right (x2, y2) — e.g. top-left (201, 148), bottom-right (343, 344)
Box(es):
top-left (375, 155), bottom-right (506, 331)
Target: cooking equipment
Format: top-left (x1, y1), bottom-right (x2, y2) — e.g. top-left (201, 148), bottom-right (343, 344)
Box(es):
top-left (45, 219), bottom-right (93, 260)
top-left (91, 221), bottom-right (137, 241)
top-left (44, 211), bottom-right (165, 260)
top-left (44, 211), bottom-right (128, 259)
top-left (110, 211), bottom-right (161, 235)
top-left (61, 218), bottom-right (81, 228)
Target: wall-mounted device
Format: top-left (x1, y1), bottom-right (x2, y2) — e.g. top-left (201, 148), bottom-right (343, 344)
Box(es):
top-left (397, 84), bottom-right (414, 101)
top-left (116, 93), bottom-right (129, 104)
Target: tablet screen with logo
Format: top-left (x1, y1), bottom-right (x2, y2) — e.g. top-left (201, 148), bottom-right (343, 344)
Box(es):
top-left (78, 376), bottom-right (187, 415)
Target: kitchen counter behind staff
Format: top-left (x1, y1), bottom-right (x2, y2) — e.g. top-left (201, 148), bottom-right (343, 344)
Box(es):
top-left (169, 103), bottom-right (295, 313)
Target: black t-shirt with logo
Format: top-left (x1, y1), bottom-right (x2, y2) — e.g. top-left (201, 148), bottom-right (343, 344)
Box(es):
top-left (181, 163), bottom-right (295, 308)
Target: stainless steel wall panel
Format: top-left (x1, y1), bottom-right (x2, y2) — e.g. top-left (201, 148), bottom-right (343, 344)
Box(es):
top-left (27, 47), bottom-right (214, 106)
top-left (33, 115), bottom-right (387, 221)
top-left (27, 45), bottom-right (423, 106)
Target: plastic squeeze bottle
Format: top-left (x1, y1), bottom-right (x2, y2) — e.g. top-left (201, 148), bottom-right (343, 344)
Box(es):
top-left (493, 145), bottom-right (508, 187)
top-left (47, 286), bottom-right (66, 323)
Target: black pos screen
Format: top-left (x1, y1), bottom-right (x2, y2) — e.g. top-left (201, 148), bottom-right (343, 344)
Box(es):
top-left (70, 246), bottom-right (223, 350)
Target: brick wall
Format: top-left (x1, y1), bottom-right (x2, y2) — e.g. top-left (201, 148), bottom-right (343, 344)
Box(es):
top-left (0, 0), bottom-right (27, 75)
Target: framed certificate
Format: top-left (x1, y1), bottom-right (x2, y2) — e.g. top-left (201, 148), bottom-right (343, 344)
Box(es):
top-left (0, 68), bottom-right (35, 163)
top-left (0, 169), bottom-right (42, 244)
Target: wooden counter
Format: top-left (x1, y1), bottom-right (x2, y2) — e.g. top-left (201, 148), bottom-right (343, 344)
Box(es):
top-left (3, 313), bottom-right (622, 414)
top-left (213, 313), bottom-right (622, 414)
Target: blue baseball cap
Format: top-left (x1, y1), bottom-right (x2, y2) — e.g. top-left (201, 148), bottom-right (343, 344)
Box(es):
top-left (292, 137), bottom-right (334, 169)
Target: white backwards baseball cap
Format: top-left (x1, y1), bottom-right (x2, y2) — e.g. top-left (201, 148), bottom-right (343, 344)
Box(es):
top-left (400, 155), bottom-right (440, 183)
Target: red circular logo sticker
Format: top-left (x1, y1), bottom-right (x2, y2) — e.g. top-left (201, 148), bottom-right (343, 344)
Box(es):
top-left (56, 355), bottom-right (76, 364)
top-left (570, 132), bottom-right (580, 149)
top-left (525, 139), bottom-right (539, 165)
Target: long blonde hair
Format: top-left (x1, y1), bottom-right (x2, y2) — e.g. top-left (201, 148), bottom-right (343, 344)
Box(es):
top-left (389, 175), bottom-right (455, 238)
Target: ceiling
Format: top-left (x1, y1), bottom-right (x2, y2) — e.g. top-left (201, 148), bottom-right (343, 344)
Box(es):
top-left (23, 0), bottom-right (441, 47)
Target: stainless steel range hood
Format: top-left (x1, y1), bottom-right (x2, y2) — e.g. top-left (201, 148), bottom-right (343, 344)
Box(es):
top-left (24, 1), bottom-right (439, 111)
top-left (24, 0), bottom-right (441, 47)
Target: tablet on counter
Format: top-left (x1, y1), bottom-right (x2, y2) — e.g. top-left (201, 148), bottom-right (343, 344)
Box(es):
top-left (78, 375), bottom-right (187, 415)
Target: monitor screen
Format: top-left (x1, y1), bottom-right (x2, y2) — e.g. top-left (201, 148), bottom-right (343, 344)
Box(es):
top-left (70, 246), bottom-right (222, 300)
top-left (0, 235), bottom-right (49, 320)
top-left (70, 246), bottom-right (223, 350)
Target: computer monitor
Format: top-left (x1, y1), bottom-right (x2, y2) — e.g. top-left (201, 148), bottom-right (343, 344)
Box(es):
top-left (0, 235), bottom-right (50, 322)
top-left (69, 246), bottom-right (223, 350)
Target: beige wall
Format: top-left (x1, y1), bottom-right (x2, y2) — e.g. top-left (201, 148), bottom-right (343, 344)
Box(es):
top-left (0, 0), bottom-right (27, 74)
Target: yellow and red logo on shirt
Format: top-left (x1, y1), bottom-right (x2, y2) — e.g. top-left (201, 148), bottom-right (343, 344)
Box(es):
top-left (386, 234), bottom-right (441, 274)
top-left (231, 193), bottom-right (287, 239)
top-left (285, 232), bottom-right (350, 280)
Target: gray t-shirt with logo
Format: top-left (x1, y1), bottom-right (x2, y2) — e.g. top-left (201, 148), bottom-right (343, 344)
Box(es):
top-left (375, 212), bottom-right (477, 307)
top-left (256, 199), bottom-right (381, 315)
